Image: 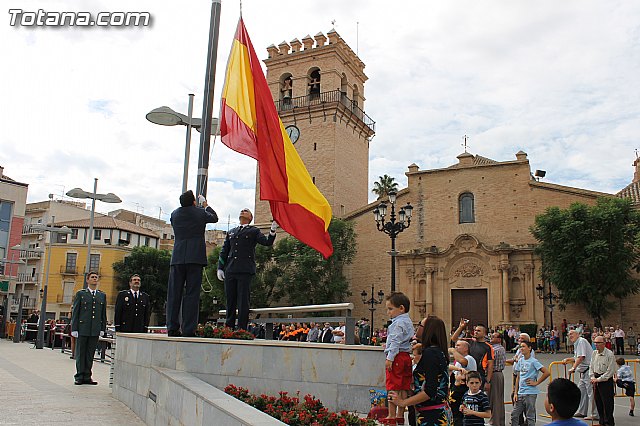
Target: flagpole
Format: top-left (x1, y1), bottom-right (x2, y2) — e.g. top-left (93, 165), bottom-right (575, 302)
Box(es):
top-left (196, 0), bottom-right (222, 199)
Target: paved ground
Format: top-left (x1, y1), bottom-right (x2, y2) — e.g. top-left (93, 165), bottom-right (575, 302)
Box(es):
top-left (1, 339), bottom-right (637, 425)
top-left (0, 339), bottom-right (144, 425)
top-left (502, 352), bottom-right (638, 426)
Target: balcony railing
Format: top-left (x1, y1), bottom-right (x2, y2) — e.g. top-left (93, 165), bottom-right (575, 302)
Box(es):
top-left (16, 272), bottom-right (39, 284)
top-left (18, 250), bottom-right (43, 260)
top-left (273, 90), bottom-right (376, 134)
top-left (60, 266), bottom-right (78, 275)
top-left (10, 297), bottom-right (37, 309)
top-left (22, 224), bottom-right (44, 235)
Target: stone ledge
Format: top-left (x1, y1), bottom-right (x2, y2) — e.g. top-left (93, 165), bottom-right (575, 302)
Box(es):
top-left (151, 367), bottom-right (284, 426)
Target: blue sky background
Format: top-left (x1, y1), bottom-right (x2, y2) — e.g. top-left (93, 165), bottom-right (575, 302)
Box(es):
top-left (1, 0), bottom-right (639, 229)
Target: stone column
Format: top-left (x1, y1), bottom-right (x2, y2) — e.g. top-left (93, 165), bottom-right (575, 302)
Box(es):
top-left (425, 266), bottom-right (435, 315)
top-left (500, 262), bottom-right (510, 322)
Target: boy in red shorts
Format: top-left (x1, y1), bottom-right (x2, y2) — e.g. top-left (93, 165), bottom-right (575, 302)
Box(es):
top-left (383, 292), bottom-right (414, 425)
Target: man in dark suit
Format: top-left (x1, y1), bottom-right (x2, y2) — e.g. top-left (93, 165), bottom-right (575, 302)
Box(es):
top-left (320, 322), bottom-right (334, 343)
top-left (114, 274), bottom-right (151, 333)
top-left (217, 208), bottom-right (277, 331)
top-left (71, 271), bottom-right (106, 385)
top-left (167, 190), bottom-right (218, 337)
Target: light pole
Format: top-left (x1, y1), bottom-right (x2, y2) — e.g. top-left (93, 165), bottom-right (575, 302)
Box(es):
top-left (66, 180), bottom-right (121, 286)
top-left (373, 190), bottom-right (413, 292)
top-left (146, 96), bottom-right (220, 194)
top-left (536, 282), bottom-right (560, 329)
top-left (360, 285), bottom-right (385, 344)
top-left (31, 218), bottom-right (72, 349)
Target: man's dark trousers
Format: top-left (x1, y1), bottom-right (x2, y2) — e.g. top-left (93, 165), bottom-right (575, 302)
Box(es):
top-left (74, 335), bottom-right (99, 382)
top-left (594, 378), bottom-right (615, 426)
top-left (615, 337), bottom-right (624, 355)
top-left (224, 272), bottom-right (252, 331)
top-left (167, 263), bottom-right (203, 336)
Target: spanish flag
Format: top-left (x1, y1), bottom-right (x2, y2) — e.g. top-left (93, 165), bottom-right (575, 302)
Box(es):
top-left (220, 18), bottom-right (333, 258)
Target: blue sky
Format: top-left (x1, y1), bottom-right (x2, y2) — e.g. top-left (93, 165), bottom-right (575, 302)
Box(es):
top-left (1, 0), bottom-right (639, 228)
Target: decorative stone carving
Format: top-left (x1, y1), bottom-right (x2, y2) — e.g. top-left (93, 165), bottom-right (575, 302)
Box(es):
top-left (453, 263), bottom-right (483, 278)
top-left (511, 265), bottom-right (519, 275)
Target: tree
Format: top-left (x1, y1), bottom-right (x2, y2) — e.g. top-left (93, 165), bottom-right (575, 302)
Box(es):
top-left (372, 174), bottom-right (399, 199)
top-left (531, 197), bottom-right (640, 327)
top-left (113, 246), bottom-right (171, 322)
top-left (202, 218), bottom-right (357, 317)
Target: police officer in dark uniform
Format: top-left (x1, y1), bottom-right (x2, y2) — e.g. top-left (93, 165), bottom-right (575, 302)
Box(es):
top-left (71, 271), bottom-right (106, 385)
top-left (114, 274), bottom-right (151, 333)
top-left (217, 208), bottom-right (277, 331)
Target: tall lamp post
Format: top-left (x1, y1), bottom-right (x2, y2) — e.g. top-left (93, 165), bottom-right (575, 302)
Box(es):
top-left (360, 286), bottom-right (384, 344)
top-left (373, 190), bottom-right (413, 292)
top-left (146, 97), bottom-right (219, 193)
top-left (536, 282), bottom-right (560, 329)
top-left (66, 180), bottom-right (121, 286)
top-left (32, 218), bottom-right (72, 349)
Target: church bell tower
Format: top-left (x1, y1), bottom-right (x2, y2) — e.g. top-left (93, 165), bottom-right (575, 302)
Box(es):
top-left (253, 29), bottom-right (376, 225)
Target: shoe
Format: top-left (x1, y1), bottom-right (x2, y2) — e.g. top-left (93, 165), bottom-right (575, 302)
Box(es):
top-left (74, 380), bottom-right (83, 385)
top-left (575, 414), bottom-right (586, 418)
top-left (69, 356), bottom-right (75, 359)
top-left (630, 410), bottom-right (634, 416)
top-left (167, 330), bottom-right (182, 337)
top-left (84, 380), bottom-right (98, 385)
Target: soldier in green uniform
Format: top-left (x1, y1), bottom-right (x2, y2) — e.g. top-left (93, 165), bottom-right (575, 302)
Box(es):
top-left (71, 271), bottom-right (107, 385)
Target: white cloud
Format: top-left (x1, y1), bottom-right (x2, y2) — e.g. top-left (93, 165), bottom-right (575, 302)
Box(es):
top-left (2, 0), bottom-right (639, 227)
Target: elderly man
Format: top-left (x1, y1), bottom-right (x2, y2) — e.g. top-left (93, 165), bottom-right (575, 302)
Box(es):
top-left (489, 332), bottom-right (507, 426)
top-left (590, 336), bottom-right (617, 426)
top-left (449, 339), bottom-right (478, 375)
top-left (563, 329), bottom-right (594, 418)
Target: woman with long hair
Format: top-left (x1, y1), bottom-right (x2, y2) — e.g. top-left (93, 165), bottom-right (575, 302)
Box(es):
top-left (389, 315), bottom-right (453, 425)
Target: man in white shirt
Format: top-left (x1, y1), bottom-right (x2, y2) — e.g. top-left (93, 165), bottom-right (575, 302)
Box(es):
top-left (563, 329), bottom-right (594, 418)
top-left (449, 339), bottom-right (477, 375)
top-left (590, 336), bottom-right (617, 426)
top-left (332, 321), bottom-right (346, 343)
top-left (614, 326), bottom-right (625, 355)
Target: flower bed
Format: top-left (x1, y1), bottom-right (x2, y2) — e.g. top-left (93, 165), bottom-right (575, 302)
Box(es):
top-left (195, 324), bottom-right (255, 340)
top-left (224, 384), bottom-right (376, 425)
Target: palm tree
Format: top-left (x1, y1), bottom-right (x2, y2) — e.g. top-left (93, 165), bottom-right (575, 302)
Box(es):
top-left (372, 174), bottom-right (399, 199)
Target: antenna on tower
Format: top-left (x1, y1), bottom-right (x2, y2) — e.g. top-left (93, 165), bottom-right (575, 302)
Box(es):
top-left (462, 135), bottom-right (470, 153)
top-left (356, 21), bottom-right (359, 56)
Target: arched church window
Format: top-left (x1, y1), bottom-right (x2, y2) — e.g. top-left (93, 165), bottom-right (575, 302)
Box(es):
top-left (308, 68), bottom-right (321, 98)
top-left (459, 192), bottom-right (475, 223)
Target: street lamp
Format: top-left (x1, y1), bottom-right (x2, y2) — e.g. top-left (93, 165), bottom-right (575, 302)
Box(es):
top-left (360, 286), bottom-right (385, 344)
top-left (146, 96), bottom-right (220, 194)
top-left (536, 282), bottom-right (560, 329)
top-left (31, 217), bottom-right (72, 349)
top-left (66, 179), bottom-right (122, 285)
top-left (373, 190), bottom-right (413, 292)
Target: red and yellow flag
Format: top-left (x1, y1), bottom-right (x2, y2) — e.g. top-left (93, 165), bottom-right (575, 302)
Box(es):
top-left (220, 18), bottom-right (333, 258)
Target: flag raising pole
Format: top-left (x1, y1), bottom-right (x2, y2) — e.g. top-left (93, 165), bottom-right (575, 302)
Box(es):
top-left (196, 0), bottom-right (222, 199)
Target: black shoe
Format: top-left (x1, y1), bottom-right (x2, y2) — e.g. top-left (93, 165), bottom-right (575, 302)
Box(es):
top-left (630, 410), bottom-right (634, 416)
top-left (167, 330), bottom-right (182, 337)
top-left (74, 380), bottom-right (83, 385)
top-left (84, 380), bottom-right (98, 385)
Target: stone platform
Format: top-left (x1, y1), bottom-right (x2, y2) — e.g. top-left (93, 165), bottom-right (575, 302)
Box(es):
top-left (112, 333), bottom-right (386, 425)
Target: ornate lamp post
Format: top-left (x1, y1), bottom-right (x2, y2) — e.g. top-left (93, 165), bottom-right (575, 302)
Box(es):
top-left (536, 282), bottom-right (560, 329)
top-left (373, 190), bottom-right (413, 292)
top-left (360, 285), bottom-right (385, 344)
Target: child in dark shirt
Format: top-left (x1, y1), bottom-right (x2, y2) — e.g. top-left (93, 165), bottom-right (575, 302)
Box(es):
top-left (460, 371), bottom-right (491, 426)
top-left (450, 370), bottom-right (468, 426)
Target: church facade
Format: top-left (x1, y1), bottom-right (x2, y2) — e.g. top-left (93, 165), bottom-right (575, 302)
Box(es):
top-left (259, 30), bottom-right (640, 329)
